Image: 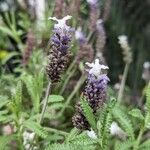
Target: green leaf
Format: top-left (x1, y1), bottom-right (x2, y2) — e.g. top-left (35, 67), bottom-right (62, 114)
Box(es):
top-left (112, 105), bottom-right (134, 139)
top-left (115, 140), bottom-right (133, 150)
top-left (97, 98), bottom-right (116, 149)
top-left (0, 96), bottom-right (9, 109)
top-left (7, 81), bottom-right (22, 118)
top-left (80, 96), bottom-right (97, 130)
top-left (22, 71), bottom-right (44, 113)
top-left (0, 115), bottom-right (12, 123)
top-left (0, 110), bottom-right (8, 116)
top-left (0, 26), bottom-right (14, 38)
top-left (48, 95), bottom-right (64, 103)
top-left (140, 139), bottom-right (150, 150)
top-left (69, 132), bottom-right (97, 146)
top-left (66, 128), bottom-right (80, 142)
top-left (129, 108), bottom-right (144, 120)
top-left (24, 120), bottom-right (48, 138)
top-left (1, 52), bottom-right (19, 65)
top-left (15, 81), bottom-right (22, 109)
top-left (45, 143), bottom-right (95, 150)
top-left (45, 134), bottom-right (64, 142)
top-left (48, 103), bottom-right (64, 109)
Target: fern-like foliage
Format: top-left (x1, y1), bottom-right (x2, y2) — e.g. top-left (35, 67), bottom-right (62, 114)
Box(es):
top-left (23, 120), bottom-right (48, 138)
top-left (69, 132), bottom-right (97, 146)
top-left (45, 143), bottom-right (95, 150)
top-left (0, 96), bottom-right (10, 123)
top-left (128, 108), bottom-right (144, 121)
top-left (7, 81), bottom-right (22, 120)
top-left (98, 98), bottom-right (116, 149)
top-left (112, 104), bottom-right (134, 140)
top-left (114, 139), bottom-right (133, 150)
top-left (22, 70), bottom-right (44, 113)
top-left (0, 96), bottom-right (9, 109)
top-left (140, 139), bottom-right (150, 150)
top-left (81, 96), bottom-right (97, 130)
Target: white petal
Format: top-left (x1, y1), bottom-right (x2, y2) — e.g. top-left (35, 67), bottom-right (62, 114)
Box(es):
top-left (87, 129), bottom-right (97, 139)
top-left (85, 62), bottom-right (94, 67)
top-left (48, 16), bottom-right (58, 21)
top-left (86, 59), bottom-right (109, 77)
top-left (110, 122), bottom-right (126, 139)
top-left (48, 15), bottom-right (72, 30)
top-left (100, 65), bottom-right (109, 70)
top-left (62, 15), bottom-right (72, 21)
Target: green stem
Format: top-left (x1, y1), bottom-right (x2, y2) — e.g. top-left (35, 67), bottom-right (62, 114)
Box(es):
top-left (15, 118), bottom-right (24, 150)
top-left (30, 81), bottom-right (51, 150)
top-left (87, 31), bottom-right (94, 42)
top-left (133, 112), bottom-right (149, 150)
top-left (39, 81), bottom-right (51, 123)
top-left (118, 63), bottom-right (130, 103)
top-left (133, 126), bottom-right (144, 150)
top-left (65, 58), bottom-right (77, 76)
top-left (18, 131), bottom-right (24, 150)
top-left (58, 74), bottom-right (86, 116)
top-left (45, 127), bottom-right (69, 136)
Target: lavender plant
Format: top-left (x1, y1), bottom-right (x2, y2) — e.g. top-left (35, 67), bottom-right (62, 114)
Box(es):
top-left (0, 1), bottom-right (150, 150)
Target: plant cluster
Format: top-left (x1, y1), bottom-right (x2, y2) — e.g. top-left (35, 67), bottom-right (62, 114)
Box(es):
top-left (0, 0), bottom-right (150, 150)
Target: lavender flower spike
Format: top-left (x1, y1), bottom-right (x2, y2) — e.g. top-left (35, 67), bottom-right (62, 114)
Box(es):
top-left (75, 27), bottom-right (94, 63)
top-left (72, 59), bottom-right (109, 130)
top-left (87, 0), bottom-right (98, 31)
top-left (46, 16), bottom-right (73, 82)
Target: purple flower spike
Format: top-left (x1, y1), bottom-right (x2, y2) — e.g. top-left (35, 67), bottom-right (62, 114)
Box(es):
top-left (84, 73), bottom-right (109, 112)
top-left (72, 59), bottom-right (109, 130)
top-left (46, 16), bottom-right (73, 82)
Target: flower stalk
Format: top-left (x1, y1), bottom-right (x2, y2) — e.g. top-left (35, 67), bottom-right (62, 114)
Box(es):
top-left (117, 35), bottom-right (132, 103)
top-left (39, 81), bottom-right (51, 123)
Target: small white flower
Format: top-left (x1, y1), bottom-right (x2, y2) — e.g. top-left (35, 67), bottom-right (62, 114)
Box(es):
top-left (110, 122), bottom-right (126, 139)
top-left (114, 83), bottom-right (121, 90)
top-left (118, 35), bottom-right (127, 43)
top-left (87, 0), bottom-right (97, 5)
top-left (86, 59), bottom-right (109, 77)
top-left (23, 131), bottom-right (36, 150)
top-left (23, 131), bottom-right (35, 141)
top-left (48, 15), bottom-right (72, 30)
top-left (96, 19), bottom-right (103, 27)
top-left (118, 35), bottom-right (130, 50)
top-left (87, 129), bottom-right (97, 139)
top-left (24, 144), bottom-right (30, 150)
top-left (143, 62), bottom-right (150, 69)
